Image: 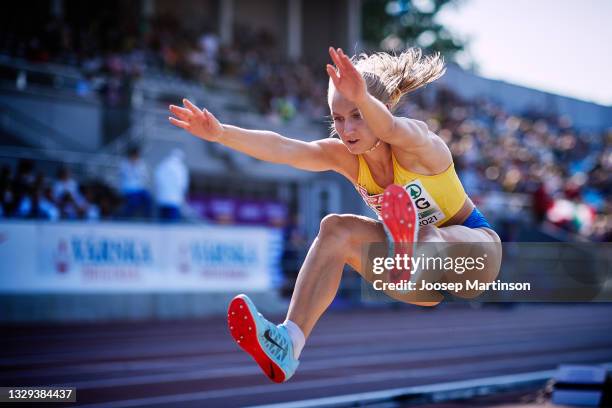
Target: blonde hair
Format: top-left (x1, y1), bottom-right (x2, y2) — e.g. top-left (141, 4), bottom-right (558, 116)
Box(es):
top-left (329, 48), bottom-right (446, 111)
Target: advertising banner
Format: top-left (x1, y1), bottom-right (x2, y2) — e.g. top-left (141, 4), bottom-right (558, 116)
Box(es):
top-left (0, 221), bottom-right (283, 293)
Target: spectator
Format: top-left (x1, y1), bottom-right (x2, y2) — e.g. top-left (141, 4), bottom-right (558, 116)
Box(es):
top-left (118, 145), bottom-right (152, 219)
top-left (16, 175), bottom-right (59, 221)
top-left (81, 185), bottom-right (101, 220)
top-left (11, 159), bottom-right (36, 215)
top-left (154, 148), bottom-right (189, 221)
top-left (0, 165), bottom-right (13, 217)
top-left (52, 166), bottom-right (84, 208)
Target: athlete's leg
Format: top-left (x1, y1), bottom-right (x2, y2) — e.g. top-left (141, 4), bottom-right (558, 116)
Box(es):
top-left (418, 224), bottom-right (503, 299)
top-left (286, 214), bottom-right (441, 339)
top-left (228, 212), bottom-right (441, 383)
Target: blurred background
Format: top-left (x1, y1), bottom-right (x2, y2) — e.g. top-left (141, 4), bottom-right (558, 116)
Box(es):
top-left (0, 0), bottom-right (611, 407)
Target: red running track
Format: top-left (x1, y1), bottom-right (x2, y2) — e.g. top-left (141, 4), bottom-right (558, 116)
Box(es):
top-left (1, 304), bottom-right (612, 407)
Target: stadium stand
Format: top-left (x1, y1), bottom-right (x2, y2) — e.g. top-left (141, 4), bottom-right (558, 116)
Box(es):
top-left (0, 11), bottom-right (610, 243)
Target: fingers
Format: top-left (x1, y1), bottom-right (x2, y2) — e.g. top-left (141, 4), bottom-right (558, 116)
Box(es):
top-left (337, 48), bottom-right (360, 79)
top-left (326, 64), bottom-right (340, 86)
top-left (338, 48), bottom-right (356, 71)
top-left (168, 98), bottom-right (218, 135)
top-left (202, 108), bottom-right (212, 124)
top-left (329, 47), bottom-right (357, 79)
top-left (328, 47), bottom-right (344, 83)
top-left (329, 47), bottom-right (348, 67)
top-left (182, 98), bottom-right (203, 116)
top-left (328, 46), bottom-right (340, 66)
top-left (169, 105), bottom-right (192, 121)
top-left (328, 47), bottom-right (347, 73)
top-left (336, 48), bottom-right (351, 70)
top-left (168, 116), bottom-right (189, 129)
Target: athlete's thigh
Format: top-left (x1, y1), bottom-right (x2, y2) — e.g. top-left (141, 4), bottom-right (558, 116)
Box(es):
top-left (435, 225), bottom-right (502, 297)
top-left (434, 224), bottom-right (500, 243)
top-left (335, 214), bottom-right (387, 274)
top-left (340, 214), bottom-right (443, 305)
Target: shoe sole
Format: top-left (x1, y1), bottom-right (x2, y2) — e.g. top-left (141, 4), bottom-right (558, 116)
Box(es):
top-left (381, 184), bottom-right (419, 283)
top-left (227, 295), bottom-right (286, 383)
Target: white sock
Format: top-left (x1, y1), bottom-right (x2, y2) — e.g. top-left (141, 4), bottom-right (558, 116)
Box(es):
top-left (281, 319), bottom-right (305, 360)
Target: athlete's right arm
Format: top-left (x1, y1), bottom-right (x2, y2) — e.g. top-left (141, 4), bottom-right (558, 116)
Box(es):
top-left (169, 99), bottom-right (349, 174)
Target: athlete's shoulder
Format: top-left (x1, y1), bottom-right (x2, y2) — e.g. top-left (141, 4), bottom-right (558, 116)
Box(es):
top-left (395, 116), bottom-right (429, 133)
top-left (392, 119), bottom-right (453, 174)
top-left (313, 137), bottom-right (358, 181)
top-left (313, 136), bottom-right (347, 149)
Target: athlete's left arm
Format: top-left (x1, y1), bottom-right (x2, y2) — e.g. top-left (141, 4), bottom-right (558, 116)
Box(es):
top-left (355, 93), bottom-right (431, 150)
top-left (327, 47), bottom-right (434, 152)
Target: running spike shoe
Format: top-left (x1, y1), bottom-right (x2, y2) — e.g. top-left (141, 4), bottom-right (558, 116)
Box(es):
top-left (228, 294), bottom-right (299, 383)
top-left (380, 184), bottom-right (419, 283)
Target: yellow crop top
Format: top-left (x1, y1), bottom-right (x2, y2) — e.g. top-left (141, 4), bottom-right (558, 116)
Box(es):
top-left (355, 153), bottom-right (467, 227)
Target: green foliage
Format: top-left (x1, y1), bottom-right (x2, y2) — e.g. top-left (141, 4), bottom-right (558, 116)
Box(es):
top-left (362, 0), bottom-right (467, 62)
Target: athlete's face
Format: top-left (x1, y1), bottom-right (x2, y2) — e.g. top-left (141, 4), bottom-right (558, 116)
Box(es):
top-left (328, 88), bottom-right (378, 154)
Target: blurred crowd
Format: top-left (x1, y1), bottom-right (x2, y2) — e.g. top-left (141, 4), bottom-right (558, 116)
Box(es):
top-left (0, 146), bottom-right (189, 222)
top-left (403, 89), bottom-right (611, 242)
top-left (1, 14), bottom-right (610, 241)
top-left (0, 13), bottom-right (327, 118)
top-left (2, 89), bottom-right (609, 241)
top-left (0, 160), bottom-right (113, 221)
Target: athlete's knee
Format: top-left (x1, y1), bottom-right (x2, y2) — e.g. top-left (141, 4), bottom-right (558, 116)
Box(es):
top-left (416, 301), bottom-right (441, 307)
top-left (318, 214), bottom-right (352, 244)
top-left (483, 228), bottom-right (502, 244)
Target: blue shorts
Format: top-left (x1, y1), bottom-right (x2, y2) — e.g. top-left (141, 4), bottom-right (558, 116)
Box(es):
top-left (461, 208), bottom-right (493, 230)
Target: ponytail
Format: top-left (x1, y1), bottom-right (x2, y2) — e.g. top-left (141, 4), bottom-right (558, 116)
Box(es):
top-left (351, 48), bottom-right (445, 109)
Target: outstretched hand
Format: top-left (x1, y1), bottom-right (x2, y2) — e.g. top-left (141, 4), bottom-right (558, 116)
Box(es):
top-left (168, 99), bottom-right (223, 142)
top-left (326, 47), bottom-right (367, 104)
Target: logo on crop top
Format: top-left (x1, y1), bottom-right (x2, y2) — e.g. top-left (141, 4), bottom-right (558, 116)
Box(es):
top-left (407, 184), bottom-right (422, 200)
top-left (404, 180), bottom-right (446, 226)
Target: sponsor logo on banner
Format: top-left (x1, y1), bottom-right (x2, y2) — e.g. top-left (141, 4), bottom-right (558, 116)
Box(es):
top-left (403, 180), bottom-right (446, 226)
top-left (178, 244), bottom-right (190, 273)
top-left (53, 239), bottom-right (70, 273)
top-left (2, 222), bottom-right (280, 292)
top-left (69, 236), bottom-right (152, 264)
top-left (50, 234), bottom-right (154, 281)
top-left (183, 241), bottom-right (258, 278)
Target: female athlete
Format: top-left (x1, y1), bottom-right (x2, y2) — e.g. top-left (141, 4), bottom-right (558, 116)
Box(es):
top-left (169, 46), bottom-right (502, 383)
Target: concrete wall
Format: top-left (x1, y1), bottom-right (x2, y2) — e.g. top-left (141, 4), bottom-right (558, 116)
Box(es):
top-left (0, 292), bottom-right (287, 322)
top-left (0, 89), bottom-right (103, 152)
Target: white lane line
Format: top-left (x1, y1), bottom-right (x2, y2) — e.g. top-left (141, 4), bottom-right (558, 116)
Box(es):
top-left (74, 354), bottom-right (612, 408)
top-left (53, 342), bottom-right (612, 389)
